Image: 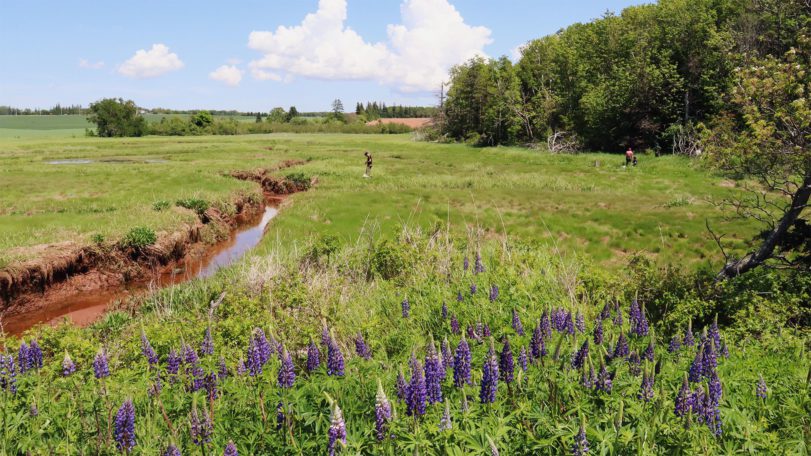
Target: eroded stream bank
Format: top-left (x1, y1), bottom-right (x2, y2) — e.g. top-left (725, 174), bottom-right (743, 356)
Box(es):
top-left (0, 162), bottom-right (312, 336)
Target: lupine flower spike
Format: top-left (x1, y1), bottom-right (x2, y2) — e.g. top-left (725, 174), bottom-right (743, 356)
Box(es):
top-left (307, 338), bottom-right (321, 372)
top-left (114, 399), bottom-right (136, 453)
top-left (94, 349), bottom-right (110, 379)
top-left (756, 374), bottom-right (767, 400)
top-left (500, 338), bottom-right (514, 384)
top-left (163, 444), bottom-right (181, 456)
top-left (512, 309), bottom-right (524, 335)
top-left (479, 339), bottom-right (499, 404)
top-left (425, 338), bottom-right (443, 404)
top-left (572, 420), bottom-right (589, 456)
top-left (405, 352), bottom-right (427, 416)
top-left (401, 298), bottom-right (410, 318)
top-left (374, 379), bottom-right (392, 441)
top-left (439, 402), bottom-right (452, 431)
top-left (278, 346), bottom-right (296, 388)
top-left (62, 351), bottom-right (76, 377)
top-left (453, 335), bottom-right (472, 387)
top-left (327, 332), bottom-right (345, 377)
top-left (327, 403), bottom-right (347, 456)
top-left (200, 326), bottom-right (214, 356)
top-left (223, 441), bottom-right (238, 456)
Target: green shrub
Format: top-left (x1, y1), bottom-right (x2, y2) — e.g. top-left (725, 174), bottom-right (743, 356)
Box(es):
top-left (307, 234), bottom-right (340, 262)
top-left (121, 226), bottom-right (157, 249)
top-left (176, 198), bottom-right (210, 215)
top-left (285, 172), bottom-right (311, 190)
top-left (152, 200), bottom-right (171, 211)
top-left (90, 233), bottom-right (105, 245)
top-left (371, 240), bottom-right (409, 280)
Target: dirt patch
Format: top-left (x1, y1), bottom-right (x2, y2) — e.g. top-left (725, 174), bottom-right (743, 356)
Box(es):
top-left (718, 180), bottom-right (737, 188)
top-left (0, 159), bottom-right (314, 333)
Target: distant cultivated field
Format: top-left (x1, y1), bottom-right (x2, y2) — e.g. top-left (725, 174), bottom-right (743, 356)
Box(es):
top-left (0, 131), bottom-right (757, 270)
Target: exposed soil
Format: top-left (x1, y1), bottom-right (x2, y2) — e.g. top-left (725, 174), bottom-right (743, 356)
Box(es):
top-left (0, 160), bottom-right (313, 335)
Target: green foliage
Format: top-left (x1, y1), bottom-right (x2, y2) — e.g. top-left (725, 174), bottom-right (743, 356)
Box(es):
top-left (175, 198), bottom-right (209, 215)
top-left (284, 172), bottom-right (311, 190)
top-left (120, 226), bottom-right (157, 249)
top-left (191, 110), bottom-right (213, 128)
top-left (86, 98), bottom-right (147, 137)
top-left (370, 240), bottom-right (410, 280)
top-left (152, 200), bottom-right (171, 211)
top-left (90, 233), bottom-right (105, 245)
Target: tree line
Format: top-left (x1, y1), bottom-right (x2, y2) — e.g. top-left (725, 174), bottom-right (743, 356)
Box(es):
top-left (355, 102), bottom-right (437, 120)
top-left (441, 0), bottom-right (809, 152)
top-left (0, 104), bottom-right (87, 115)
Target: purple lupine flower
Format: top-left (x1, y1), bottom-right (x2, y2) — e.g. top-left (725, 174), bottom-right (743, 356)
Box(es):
top-left (93, 349), bottom-right (110, 379)
top-left (441, 337), bottom-right (454, 372)
top-left (511, 310), bottom-right (524, 336)
top-left (635, 306), bottom-right (649, 337)
top-left (450, 314), bottom-right (460, 334)
top-left (62, 352), bottom-right (76, 377)
top-left (17, 342), bottom-right (28, 374)
top-left (355, 333), bottom-right (372, 360)
top-left (166, 349), bottom-right (181, 381)
top-left (200, 326), bottom-right (214, 356)
top-left (612, 305), bottom-right (623, 327)
top-left (406, 354), bottom-right (427, 416)
top-left (638, 369), bottom-right (654, 402)
top-left (28, 340), bottom-right (43, 370)
top-left (474, 252), bottom-right (485, 274)
top-left (531, 321), bottom-right (546, 361)
top-left (483, 323), bottom-right (491, 337)
top-left (307, 339), bottom-right (321, 372)
top-left (327, 404), bottom-right (346, 456)
top-left (396, 368), bottom-right (407, 401)
top-left (218, 356), bottom-right (228, 379)
top-left (223, 441), bottom-right (238, 456)
top-left (375, 379), bottom-right (392, 441)
top-left (470, 283), bottom-right (477, 295)
top-left (571, 423), bottom-right (589, 456)
top-left (401, 298), bottom-right (410, 318)
top-left (599, 302), bottom-right (611, 321)
top-left (479, 341), bottom-right (499, 404)
top-left (691, 386), bottom-right (706, 422)
top-left (552, 308), bottom-right (566, 332)
top-left (189, 365), bottom-right (205, 392)
top-left (756, 374), bottom-right (767, 400)
top-left (327, 337), bottom-right (345, 377)
top-left (688, 349), bottom-right (703, 383)
top-left (564, 311), bottom-right (576, 335)
top-left (668, 335), bottom-right (681, 353)
top-left (629, 300), bottom-right (641, 326)
top-left (113, 399), bottom-right (136, 453)
top-left (190, 405), bottom-right (213, 446)
top-left (441, 302), bottom-right (448, 319)
top-left (453, 336), bottom-right (472, 387)
top-left (540, 310), bottom-right (552, 338)
top-left (236, 358), bottom-right (247, 376)
top-left (708, 370), bottom-right (723, 405)
top-left (709, 315), bottom-right (721, 350)
top-left (595, 363), bottom-right (613, 393)
top-left (141, 331), bottom-right (159, 366)
top-left (457, 291), bottom-right (463, 302)
top-left (702, 339), bottom-right (718, 380)
top-left (593, 320), bottom-right (603, 345)
top-left (581, 363), bottom-right (596, 388)
top-left (643, 340), bottom-right (655, 362)
top-left (466, 325), bottom-right (479, 343)
top-left (628, 351), bottom-right (641, 376)
top-left (489, 284), bottom-right (499, 302)
top-left (683, 322), bottom-right (695, 347)
top-left (246, 330), bottom-right (271, 376)
top-left (613, 333), bottom-right (629, 359)
top-left (463, 256), bottom-right (469, 272)
top-left (278, 347), bottom-right (296, 388)
top-left (575, 312), bottom-right (585, 334)
top-left (571, 340), bottom-right (589, 369)
top-left (0, 354), bottom-right (17, 394)
top-left (276, 402), bottom-right (285, 430)
top-left (439, 403), bottom-right (452, 431)
top-left (183, 343), bottom-right (199, 365)
top-left (321, 321), bottom-right (331, 346)
top-left (499, 338), bottom-right (514, 384)
top-left (425, 341), bottom-right (443, 404)
top-left (674, 375), bottom-right (692, 417)
top-left (518, 346), bottom-right (528, 371)
top-left (163, 445), bottom-right (181, 456)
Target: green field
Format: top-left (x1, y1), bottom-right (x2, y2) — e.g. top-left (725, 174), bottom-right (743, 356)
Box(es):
top-left (0, 132), bottom-right (756, 270)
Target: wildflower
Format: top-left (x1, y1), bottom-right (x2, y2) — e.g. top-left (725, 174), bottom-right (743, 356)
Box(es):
top-left (755, 374), bottom-right (768, 400)
top-left (223, 441), bottom-right (238, 456)
top-left (483, 323), bottom-right (492, 337)
top-left (690, 386), bottom-right (706, 422)
top-left (470, 283), bottom-right (477, 295)
top-left (474, 252), bottom-right (485, 274)
top-left (375, 379), bottom-right (392, 441)
top-left (190, 405), bottom-right (213, 446)
top-left (593, 320), bottom-right (603, 345)
top-left (489, 284), bottom-right (499, 302)
top-left (638, 369), bottom-right (654, 402)
top-left (575, 311), bottom-right (585, 333)
top-left (218, 356), bottom-right (228, 379)
top-left (674, 375), bottom-right (692, 417)
top-left (702, 338), bottom-right (718, 379)
top-left (709, 314), bottom-right (721, 350)
top-left (18, 342), bottom-right (28, 373)
top-left (327, 403), bottom-right (346, 456)
top-left (327, 337), bottom-right (345, 377)
top-left (708, 370), bottom-right (723, 405)
top-left (200, 326), bottom-right (214, 356)
top-left (163, 445), bottom-right (181, 456)
top-left (688, 349), bottom-right (703, 383)
top-left (94, 349), bottom-right (110, 379)
top-left (396, 368), bottom-right (407, 401)
top-left (183, 343), bottom-right (199, 366)
top-left (246, 330), bottom-right (270, 376)
top-left (720, 340), bottom-right (729, 359)
top-left (321, 321), bottom-right (331, 346)
top-left (613, 332), bottom-right (629, 359)
top-left (519, 346), bottom-right (528, 371)
top-left (439, 402), bottom-right (452, 431)
top-left (683, 321), bottom-right (695, 347)
top-left (668, 335), bottom-right (681, 353)
top-left (401, 298), bottom-right (410, 318)
top-left (599, 302), bottom-right (611, 320)
top-left (530, 321), bottom-right (546, 361)
top-left (511, 309), bottom-right (524, 335)
top-left (612, 305), bottom-right (623, 327)
top-left (643, 340), bottom-right (655, 362)
top-left (307, 339), bottom-right (321, 372)
top-left (463, 256), bottom-right (469, 271)
top-left (631, 303), bottom-right (649, 337)
top-left (500, 338), bottom-right (514, 384)
top-left (595, 362), bottom-right (613, 393)
top-left (149, 372), bottom-right (163, 397)
top-left (540, 310), bottom-right (552, 338)
top-left (140, 331), bottom-right (159, 366)
top-left (276, 402), bottom-right (285, 430)
top-left (166, 349), bottom-right (181, 380)
top-left (114, 399), bottom-right (137, 453)
top-left (457, 291), bottom-right (463, 302)
top-left (629, 299), bottom-right (641, 325)
top-left (62, 352), bottom-right (76, 377)
top-left (0, 355), bottom-right (17, 394)
top-left (572, 340), bottom-right (589, 369)
top-left (628, 351), bottom-right (641, 376)
top-left (236, 358), bottom-right (247, 376)
top-left (571, 423), bottom-right (589, 456)
top-left (581, 363), bottom-right (596, 388)
top-left (479, 340), bottom-right (499, 404)
top-left (406, 354), bottom-right (427, 416)
top-left (564, 311), bottom-right (576, 335)
top-left (28, 340), bottom-right (43, 370)
top-left (453, 336), bottom-right (472, 387)
top-left (441, 337), bottom-right (454, 371)
top-left (425, 340), bottom-right (443, 404)
top-left (450, 314), bottom-right (460, 334)
top-left (441, 302), bottom-right (448, 319)
top-left (355, 333), bottom-right (372, 360)
top-left (30, 403), bottom-right (38, 417)
top-left (278, 347), bottom-right (296, 388)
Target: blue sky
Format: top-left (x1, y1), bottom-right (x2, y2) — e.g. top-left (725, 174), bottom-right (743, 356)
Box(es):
top-left (0, 0), bottom-right (648, 112)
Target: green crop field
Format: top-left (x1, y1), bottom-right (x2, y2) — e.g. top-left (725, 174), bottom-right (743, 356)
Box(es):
top-left (0, 132), bottom-right (756, 269)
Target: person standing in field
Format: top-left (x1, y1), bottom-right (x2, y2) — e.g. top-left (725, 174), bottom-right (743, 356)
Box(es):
top-left (364, 151), bottom-right (373, 178)
top-left (625, 147), bottom-right (634, 167)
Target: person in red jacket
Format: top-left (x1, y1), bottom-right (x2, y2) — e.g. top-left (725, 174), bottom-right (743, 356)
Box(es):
top-left (625, 147), bottom-right (634, 167)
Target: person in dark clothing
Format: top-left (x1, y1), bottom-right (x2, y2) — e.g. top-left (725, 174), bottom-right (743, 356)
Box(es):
top-left (364, 151), bottom-right (373, 177)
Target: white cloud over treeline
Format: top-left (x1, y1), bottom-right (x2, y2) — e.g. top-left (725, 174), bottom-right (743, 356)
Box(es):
top-left (118, 44), bottom-right (184, 79)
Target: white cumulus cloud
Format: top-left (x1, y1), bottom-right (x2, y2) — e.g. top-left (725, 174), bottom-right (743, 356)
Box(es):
top-left (210, 65), bottom-right (244, 86)
top-left (247, 0), bottom-right (491, 92)
top-left (79, 59), bottom-right (104, 69)
top-left (118, 44), bottom-right (184, 79)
